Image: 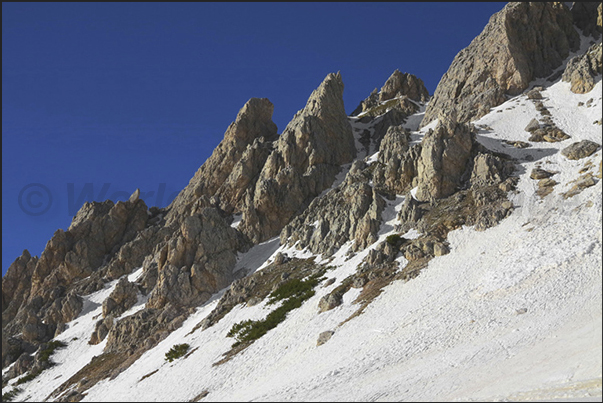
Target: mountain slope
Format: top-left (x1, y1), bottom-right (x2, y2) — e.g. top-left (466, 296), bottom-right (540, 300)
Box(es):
top-left (2, 2), bottom-right (602, 402)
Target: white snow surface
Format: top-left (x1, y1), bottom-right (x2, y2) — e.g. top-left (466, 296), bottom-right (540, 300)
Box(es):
top-left (4, 74), bottom-right (602, 402)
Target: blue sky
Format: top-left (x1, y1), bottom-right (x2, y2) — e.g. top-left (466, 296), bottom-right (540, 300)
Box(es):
top-left (2, 2), bottom-right (506, 275)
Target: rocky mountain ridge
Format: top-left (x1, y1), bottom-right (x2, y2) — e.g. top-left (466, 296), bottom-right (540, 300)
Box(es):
top-left (2, 2), bottom-right (602, 402)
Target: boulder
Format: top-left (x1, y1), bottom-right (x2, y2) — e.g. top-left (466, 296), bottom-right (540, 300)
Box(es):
top-left (316, 330), bottom-right (335, 346)
top-left (524, 118), bottom-right (540, 132)
top-left (530, 168), bottom-right (555, 180)
top-left (318, 292), bottom-right (343, 313)
top-left (561, 140), bottom-right (601, 160)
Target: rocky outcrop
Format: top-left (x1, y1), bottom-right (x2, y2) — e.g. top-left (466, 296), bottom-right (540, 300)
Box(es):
top-left (379, 70), bottom-right (429, 103)
top-left (31, 198), bottom-right (149, 299)
top-left (415, 117), bottom-right (475, 201)
top-left (470, 153), bottom-right (515, 188)
top-left (89, 316), bottom-right (115, 345)
top-left (562, 41), bottom-right (602, 94)
top-left (238, 72), bottom-right (356, 243)
top-left (2, 250), bottom-right (38, 325)
top-left (372, 125), bottom-right (422, 195)
top-left (146, 208), bottom-right (247, 310)
top-left (352, 70), bottom-right (428, 116)
top-left (104, 305), bottom-right (187, 355)
top-left (2, 197), bottom-right (149, 367)
top-left (280, 160), bottom-right (386, 257)
top-left (102, 277), bottom-right (138, 318)
top-left (561, 140), bottom-right (601, 160)
top-left (167, 97), bottom-right (278, 222)
top-left (422, 2), bottom-right (580, 126)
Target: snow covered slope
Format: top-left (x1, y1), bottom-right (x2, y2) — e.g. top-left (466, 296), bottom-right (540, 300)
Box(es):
top-left (4, 73), bottom-right (600, 402)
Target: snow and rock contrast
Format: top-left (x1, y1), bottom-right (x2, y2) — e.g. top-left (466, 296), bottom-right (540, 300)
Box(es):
top-left (3, 2), bottom-right (602, 402)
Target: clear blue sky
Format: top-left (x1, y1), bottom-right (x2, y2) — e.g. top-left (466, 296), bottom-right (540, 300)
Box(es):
top-left (2, 2), bottom-right (506, 275)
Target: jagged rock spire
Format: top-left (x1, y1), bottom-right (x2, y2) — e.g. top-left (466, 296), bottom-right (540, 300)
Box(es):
top-left (238, 72), bottom-right (356, 243)
top-left (166, 97), bottom-right (278, 223)
top-left (351, 70), bottom-right (428, 116)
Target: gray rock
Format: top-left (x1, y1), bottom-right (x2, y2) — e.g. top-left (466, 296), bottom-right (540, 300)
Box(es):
top-left (102, 277), bottom-right (138, 318)
top-left (352, 70), bottom-right (428, 116)
top-left (571, 2), bottom-right (602, 39)
top-left (561, 140), bottom-right (601, 160)
top-left (166, 97), bottom-right (278, 222)
top-left (88, 316), bottom-right (114, 345)
top-left (318, 292), bottom-right (343, 313)
top-left (433, 243), bottom-right (450, 256)
top-left (524, 118), bottom-right (540, 132)
top-left (316, 330), bottom-right (335, 346)
top-left (273, 252), bottom-right (289, 265)
top-left (530, 168), bottom-right (554, 180)
top-left (379, 70), bottom-right (429, 103)
top-left (470, 153), bottom-right (514, 188)
top-left (563, 174), bottom-right (598, 198)
top-left (526, 89), bottom-right (543, 100)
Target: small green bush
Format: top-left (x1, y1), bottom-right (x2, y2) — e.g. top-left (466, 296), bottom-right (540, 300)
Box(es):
top-left (228, 274), bottom-right (322, 346)
top-left (267, 274), bottom-right (321, 305)
top-left (38, 340), bottom-right (67, 363)
top-left (15, 370), bottom-right (41, 386)
top-left (165, 343), bottom-right (190, 362)
top-left (2, 387), bottom-right (23, 402)
top-left (386, 234), bottom-right (401, 245)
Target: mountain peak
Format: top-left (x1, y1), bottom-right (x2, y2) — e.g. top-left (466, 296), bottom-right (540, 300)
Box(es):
top-left (421, 1), bottom-right (580, 127)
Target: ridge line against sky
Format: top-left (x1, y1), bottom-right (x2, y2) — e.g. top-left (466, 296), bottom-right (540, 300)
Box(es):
top-left (2, 2), bottom-right (506, 275)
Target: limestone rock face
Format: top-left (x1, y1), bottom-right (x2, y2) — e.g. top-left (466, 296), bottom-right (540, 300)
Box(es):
top-left (167, 98), bottom-right (278, 223)
top-left (238, 72), bottom-right (356, 243)
top-left (2, 250), bottom-right (38, 325)
top-left (415, 118), bottom-right (475, 201)
top-left (102, 277), bottom-right (139, 318)
top-left (146, 208), bottom-right (246, 310)
top-left (562, 41), bottom-right (602, 94)
top-left (372, 125), bottom-right (422, 195)
top-left (422, 2), bottom-right (580, 127)
top-left (28, 199), bottom-right (148, 299)
top-left (281, 160), bottom-right (386, 257)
